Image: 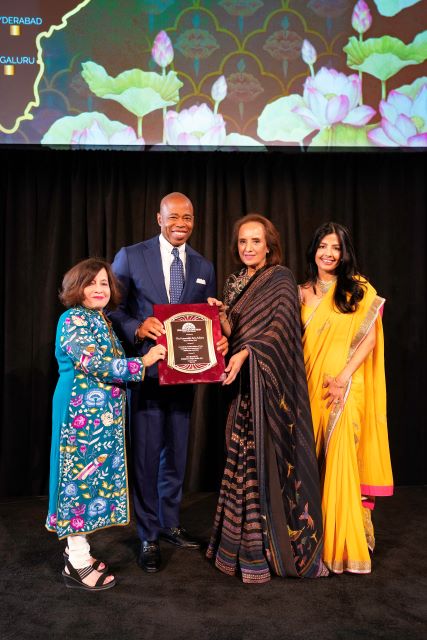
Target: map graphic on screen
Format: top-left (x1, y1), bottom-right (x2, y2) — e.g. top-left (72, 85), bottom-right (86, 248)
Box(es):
top-left (0, 0), bottom-right (426, 148)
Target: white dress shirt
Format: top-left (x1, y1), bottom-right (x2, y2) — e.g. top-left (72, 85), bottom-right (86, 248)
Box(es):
top-left (159, 233), bottom-right (186, 302)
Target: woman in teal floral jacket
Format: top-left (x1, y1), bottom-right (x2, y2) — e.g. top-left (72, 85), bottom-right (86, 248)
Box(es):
top-left (46, 258), bottom-right (166, 591)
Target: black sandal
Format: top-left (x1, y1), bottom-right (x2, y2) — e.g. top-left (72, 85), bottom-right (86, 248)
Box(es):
top-left (62, 558), bottom-right (116, 591)
top-left (63, 549), bottom-right (109, 573)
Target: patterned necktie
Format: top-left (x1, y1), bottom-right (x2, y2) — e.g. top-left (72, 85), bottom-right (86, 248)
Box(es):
top-left (169, 247), bottom-right (185, 304)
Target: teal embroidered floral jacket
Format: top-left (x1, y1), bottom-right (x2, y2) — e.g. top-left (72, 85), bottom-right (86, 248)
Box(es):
top-left (46, 306), bottom-right (145, 539)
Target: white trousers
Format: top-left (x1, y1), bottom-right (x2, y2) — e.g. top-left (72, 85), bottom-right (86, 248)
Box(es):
top-left (66, 535), bottom-right (91, 569)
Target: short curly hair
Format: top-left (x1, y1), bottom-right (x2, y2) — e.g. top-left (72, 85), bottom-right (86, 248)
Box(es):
top-left (59, 258), bottom-right (121, 309)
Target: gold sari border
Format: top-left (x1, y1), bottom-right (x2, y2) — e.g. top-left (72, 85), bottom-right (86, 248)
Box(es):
top-left (324, 378), bottom-right (352, 457)
top-left (326, 559), bottom-right (371, 574)
top-left (348, 295), bottom-right (385, 362)
top-left (323, 293), bottom-right (384, 458)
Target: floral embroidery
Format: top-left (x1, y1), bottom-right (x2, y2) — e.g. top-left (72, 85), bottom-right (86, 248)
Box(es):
top-left (84, 388), bottom-right (107, 407)
top-left (127, 360), bottom-right (141, 374)
top-left (223, 268), bottom-right (252, 307)
top-left (71, 415), bottom-right (87, 429)
top-left (64, 482), bottom-right (78, 496)
top-left (100, 411), bottom-right (114, 426)
top-left (46, 306), bottom-right (145, 539)
top-left (70, 516), bottom-right (85, 530)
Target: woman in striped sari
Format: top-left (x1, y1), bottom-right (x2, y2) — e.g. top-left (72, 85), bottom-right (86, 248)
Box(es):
top-left (299, 222), bottom-right (393, 574)
top-left (206, 214), bottom-right (327, 583)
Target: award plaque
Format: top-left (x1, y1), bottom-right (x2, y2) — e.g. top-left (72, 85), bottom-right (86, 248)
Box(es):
top-left (153, 303), bottom-right (226, 385)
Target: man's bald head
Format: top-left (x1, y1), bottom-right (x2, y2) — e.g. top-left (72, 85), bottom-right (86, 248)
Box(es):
top-left (160, 192), bottom-right (193, 215)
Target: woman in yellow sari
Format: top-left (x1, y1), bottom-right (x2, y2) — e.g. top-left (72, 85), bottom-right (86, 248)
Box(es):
top-left (300, 222), bottom-right (393, 574)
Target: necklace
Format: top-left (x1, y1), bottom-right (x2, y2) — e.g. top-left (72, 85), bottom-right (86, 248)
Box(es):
top-left (316, 277), bottom-right (337, 295)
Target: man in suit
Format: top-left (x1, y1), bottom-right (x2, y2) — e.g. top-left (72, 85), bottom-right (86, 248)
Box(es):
top-left (110, 192), bottom-right (227, 573)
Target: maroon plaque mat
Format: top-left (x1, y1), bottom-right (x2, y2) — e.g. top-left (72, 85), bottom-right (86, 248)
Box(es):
top-left (153, 303), bottom-right (226, 385)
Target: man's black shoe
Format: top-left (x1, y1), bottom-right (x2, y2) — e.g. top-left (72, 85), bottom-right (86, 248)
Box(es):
top-left (138, 540), bottom-right (161, 573)
top-left (159, 527), bottom-right (201, 549)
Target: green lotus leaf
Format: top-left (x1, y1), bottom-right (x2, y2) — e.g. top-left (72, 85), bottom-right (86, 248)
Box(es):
top-left (41, 112), bottom-right (132, 144)
top-left (223, 133), bottom-right (265, 148)
top-left (309, 124), bottom-right (374, 148)
top-left (394, 76), bottom-right (427, 98)
top-left (100, 87), bottom-right (174, 118)
top-left (344, 33), bottom-right (427, 82)
top-left (373, 0), bottom-right (422, 17)
top-left (257, 95), bottom-right (314, 143)
top-left (81, 61), bottom-right (183, 117)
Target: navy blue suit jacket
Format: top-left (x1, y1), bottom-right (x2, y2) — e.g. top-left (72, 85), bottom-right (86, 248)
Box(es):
top-left (110, 235), bottom-right (217, 376)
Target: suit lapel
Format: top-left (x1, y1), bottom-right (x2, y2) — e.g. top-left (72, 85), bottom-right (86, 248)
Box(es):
top-left (143, 239), bottom-right (169, 303)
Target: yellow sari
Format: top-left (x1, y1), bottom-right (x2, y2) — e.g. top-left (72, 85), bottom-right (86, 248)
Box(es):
top-left (301, 281), bottom-right (393, 573)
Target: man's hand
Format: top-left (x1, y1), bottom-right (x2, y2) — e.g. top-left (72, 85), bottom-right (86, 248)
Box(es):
top-left (137, 317), bottom-right (165, 340)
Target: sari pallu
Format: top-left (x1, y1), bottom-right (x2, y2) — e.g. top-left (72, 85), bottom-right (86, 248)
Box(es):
top-left (301, 280), bottom-right (393, 574)
top-left (207, 266), bottom-right (327, 582)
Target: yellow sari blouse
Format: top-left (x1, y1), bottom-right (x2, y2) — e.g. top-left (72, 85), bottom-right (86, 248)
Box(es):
top-left (301, 280), bottom-right (393, 574)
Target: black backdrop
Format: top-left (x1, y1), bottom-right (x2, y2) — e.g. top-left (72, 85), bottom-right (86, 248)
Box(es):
top-left (0, 148), bottom-right (425, 497)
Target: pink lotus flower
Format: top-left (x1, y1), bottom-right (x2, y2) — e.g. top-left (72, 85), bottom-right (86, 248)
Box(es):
top-left (127, 360), bottom-right (142, 375)
top-left (301, 39), bottom-right (317, 66)
top-left (111, 386), bottom-right (121, 398)
top-left (71, 120), bottom-right (144, 145)
top-left (165, 104), bottom-right (227, 146)
top-left (72, 415), bottom-right (87, 429)
top-left (293, 67), bottom-right (375, 129)
top-left (69, 435), bottom-right (76, 444)
top-left (80, 445), bottom-right (87, 454)
top-left (70, 516), bottom-right (85, 530)
top-left (94, 418), bottom-right (101, 426)
top-left (368, 86), bottom-right (427, 147)
top-left (152, 30), bottom-right (174, 68)
top-left (211, 76), bottom-right (227, 103)
top-left (352, 1), bottom-right (372, 35)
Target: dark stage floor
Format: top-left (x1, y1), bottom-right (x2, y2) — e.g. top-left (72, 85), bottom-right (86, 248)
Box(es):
top-left (0, 487), bottom-right (426, 640)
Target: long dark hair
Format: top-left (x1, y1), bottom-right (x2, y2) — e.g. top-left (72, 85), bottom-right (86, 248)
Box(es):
top-left (305, 222), bottom-right (365, 313)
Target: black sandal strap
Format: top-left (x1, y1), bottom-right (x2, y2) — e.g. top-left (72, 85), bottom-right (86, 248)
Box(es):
top-left (64, 558), bottom-right (95, 582)
top-left (95, 572), bottom-right (111, 587)
top-left (77, 565), bottom-right (94, 580)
